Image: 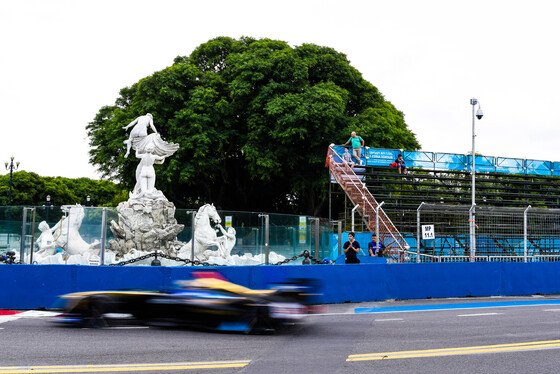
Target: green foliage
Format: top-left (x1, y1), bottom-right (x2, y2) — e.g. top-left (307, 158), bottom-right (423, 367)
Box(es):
top-left (0, 171), bottom-right (123, 207)
top-left (87, 37), bottom-right (420, 215)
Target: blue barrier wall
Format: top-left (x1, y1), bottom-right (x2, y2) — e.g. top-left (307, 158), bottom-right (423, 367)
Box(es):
top-left (2, 262), bottom-right (560, 309)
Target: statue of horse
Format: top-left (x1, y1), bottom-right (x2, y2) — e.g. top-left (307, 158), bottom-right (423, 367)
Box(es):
top-left (178, 204), bottom-right (230, 261)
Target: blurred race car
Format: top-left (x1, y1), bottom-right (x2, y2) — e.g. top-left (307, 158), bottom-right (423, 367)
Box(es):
top-left (54, 272), bottom-right (321, 333)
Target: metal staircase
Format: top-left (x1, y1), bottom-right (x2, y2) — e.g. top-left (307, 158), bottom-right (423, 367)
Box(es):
top-left (327, 145), bottom-right (409, 259)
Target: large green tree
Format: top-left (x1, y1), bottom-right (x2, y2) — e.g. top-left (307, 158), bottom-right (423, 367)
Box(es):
top-left (87, 37), bottom-right (420, 215)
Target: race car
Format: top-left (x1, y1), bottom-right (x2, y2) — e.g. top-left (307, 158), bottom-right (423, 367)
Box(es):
top-left (54, 272), bottom-right (320, 333)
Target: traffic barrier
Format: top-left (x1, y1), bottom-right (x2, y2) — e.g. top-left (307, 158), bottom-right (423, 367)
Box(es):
top-left (1, 262), bottom-right (559, 309)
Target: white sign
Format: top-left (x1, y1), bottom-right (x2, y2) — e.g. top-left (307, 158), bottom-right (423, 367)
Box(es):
top-left (88, 255), bottom-right (101, 266)
top-left (422, 225), bottom-right (435, 240)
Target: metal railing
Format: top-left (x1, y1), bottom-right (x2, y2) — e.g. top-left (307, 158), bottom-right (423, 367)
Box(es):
top-left (327, 145), bottom-right (409, 259)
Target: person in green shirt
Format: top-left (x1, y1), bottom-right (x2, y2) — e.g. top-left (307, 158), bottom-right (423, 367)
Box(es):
top-left (343, 132), bottom-right (365, 165)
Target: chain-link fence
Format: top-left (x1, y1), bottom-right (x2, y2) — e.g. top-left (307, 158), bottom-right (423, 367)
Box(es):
top-left (413, 203), bottom-right (560, 262)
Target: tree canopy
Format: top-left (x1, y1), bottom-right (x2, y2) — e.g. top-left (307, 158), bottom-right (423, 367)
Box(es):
top-left (87, 37), bottom-right (420, 215)
top-left (0, 171), bottom-right (124, 207)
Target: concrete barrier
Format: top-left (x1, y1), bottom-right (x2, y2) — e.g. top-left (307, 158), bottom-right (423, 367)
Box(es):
top-left (1, 262), bottom-right (559, 309)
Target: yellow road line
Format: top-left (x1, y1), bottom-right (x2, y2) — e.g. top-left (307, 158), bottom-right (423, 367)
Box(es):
top-left (0, 360), bottom-right (251, 373)
top-left (348, 339), bottom-right (560, 361)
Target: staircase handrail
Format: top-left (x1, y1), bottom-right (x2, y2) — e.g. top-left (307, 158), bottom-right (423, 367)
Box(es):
top-left (327, 145), bottom-right (408, 255)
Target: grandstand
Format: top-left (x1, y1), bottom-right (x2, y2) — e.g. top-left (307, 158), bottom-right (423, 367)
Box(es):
top-left (327, 145), bottom-right (560, 261)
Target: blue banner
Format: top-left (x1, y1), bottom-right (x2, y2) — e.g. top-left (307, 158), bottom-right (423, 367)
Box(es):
top-left (358, 147), bottom-right (558, 177)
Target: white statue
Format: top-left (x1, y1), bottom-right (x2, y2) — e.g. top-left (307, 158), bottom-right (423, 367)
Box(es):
top-left (43, 205), bottom-right (100, 256)
top-left (123, 114), bottom-right (180, 200)
top-left (35, 221), bottom-right (58, 255)
top-left (131, 143), bottom-right (166, 199)
top-left (178, 204), bottom-right (236, 261)
top-left (123, 113), bottom-right (157, 158)
top-left (216, 225), bottom-right (236, 258)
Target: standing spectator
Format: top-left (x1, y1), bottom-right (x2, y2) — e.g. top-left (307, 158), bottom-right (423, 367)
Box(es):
top-left (344, 132), bottom-right (365, 165)
top-left (368, 234), bottom-right (386, 257)
top-left (395, 154), bottom-right (408, 175)
top-left (343, 232), bottom-right (361, 264)
top-left (341, 147), bottom-right (355, 168)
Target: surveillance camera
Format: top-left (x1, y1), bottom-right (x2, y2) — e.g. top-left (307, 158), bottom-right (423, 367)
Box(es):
top-left (476, 107), bottom-right (483, 120)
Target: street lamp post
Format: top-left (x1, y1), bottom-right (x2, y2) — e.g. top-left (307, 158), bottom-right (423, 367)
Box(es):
top-left (4, 157), bottom-right (20, 205)
top-left (469, 98), bottom-right (483, 262)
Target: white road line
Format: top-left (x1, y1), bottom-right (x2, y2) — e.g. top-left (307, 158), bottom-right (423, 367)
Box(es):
top-left (375, 318), bottom-right (404, 322)
top-left (457, 312), bottom-right (503, 317)
top-left (311, 312), bottom-right (354, 316)
top-left (543, 309), bottom-right (560, 312)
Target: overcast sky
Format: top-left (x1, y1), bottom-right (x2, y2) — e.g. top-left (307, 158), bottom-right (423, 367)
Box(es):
top-left (1, 0), bottom-right (559, 181)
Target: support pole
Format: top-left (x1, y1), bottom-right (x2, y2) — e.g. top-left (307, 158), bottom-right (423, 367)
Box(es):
top-left (259, 214), bottom-right (270, 265)
top-left (314, 218), bottom-right (320, 261)
top-left (524, 205), bottom-right (531, 263)
top-left (351, 204), bottom-right (360, 232)
top-left (100, 208), bottom-right (107, 265)
top-left (337, 221), bottom-right (342, 256)
top-left (375, 201), bottom-right (385, 250)
top-left (20, 208), bottom-right (32, 264)
top-left (191, 211), bottom-right (196, 265)
top-left (30, 208), bottom-right (36, 264)
top-left (416, 202), bottom-right (425, 263)
top-left (469, 204), bottom-right (476, 262)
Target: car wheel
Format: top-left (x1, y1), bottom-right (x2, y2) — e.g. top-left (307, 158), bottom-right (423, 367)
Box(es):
top-left (84, 297), bottom-right (109, 328)
top-left (248, 307), bottom-right (274, 334)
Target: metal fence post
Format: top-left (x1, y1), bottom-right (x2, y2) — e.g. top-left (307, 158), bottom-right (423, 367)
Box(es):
top-left (20, 208), bottom-right (30, 264)
top-left (314, 218), bottom-right (320, 261)
top-left (351, 204), bottom-right (360, 232)
top-left (469, 204), bottom-right (476, 262)
top-left (65, 207), bottom-right (71, 265)
top-left (191, 210), bottom-right (196, 265)
top-left (30, 208), bottom-right (36, 264)
top-left (524, 205), bottom-right (531, 263)
top-left (375, 201), bottom-right (385, 249)
top-left (416, 202), bottom-right (425, 263)
top-left (259, 214), bottom-right (270, 265)
top-left (337, 220), bottom-right (342, 256)
top-left (100, 207), bottom-right (107, 265)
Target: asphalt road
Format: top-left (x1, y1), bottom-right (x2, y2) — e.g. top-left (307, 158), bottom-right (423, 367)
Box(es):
top-left (2, 296), bottom-right (560, 373)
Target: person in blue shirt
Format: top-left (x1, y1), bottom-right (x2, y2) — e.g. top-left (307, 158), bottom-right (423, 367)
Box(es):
top-left (395, 154), bottom-right (407, 175)
top-left (368, 234), bottom-right (386, 257)
top-left (341, 147), bottom-right (355, 168)
top-left (343, 132), bottom-right (364, 165)
top-left (343, 232), bottom-right (361, 264)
